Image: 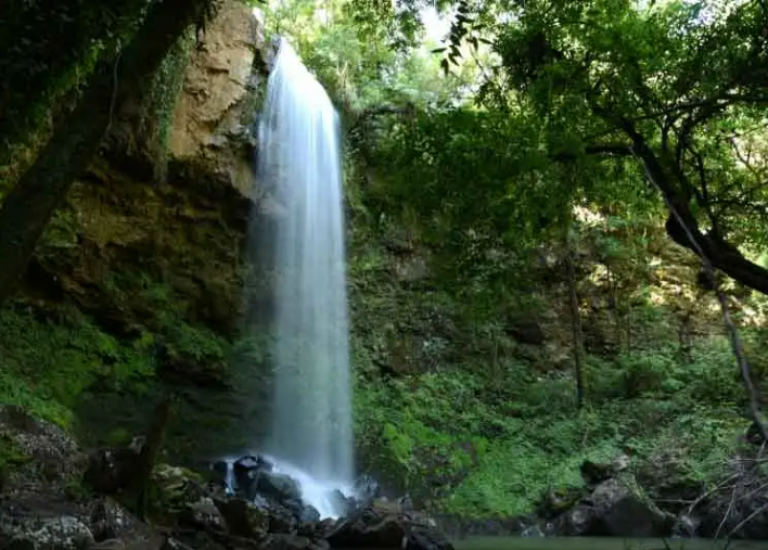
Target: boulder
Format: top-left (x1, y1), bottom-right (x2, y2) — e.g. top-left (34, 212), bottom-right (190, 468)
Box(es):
top-left (178, 497), bottom-right (227, 533)
top-left (554, 476), bottom-right (673, 537)
top-left (325, 490), bottom-right (351, 517)
top-left (152, 464), bottom-right (208, 513)
top-left (231, 455), bottom-right (274, 500)
top-left (406, 525), bottom-right (455, 550)
top-left (214, 498), bottom-right (270, 540)
top-left (553, 504), bottom-right (597, 536)
top-left (326, 516), bottom-right (405, 548)
top-left (0, 405), bottom-right (86, 493)
top-left (89, 497), bottom-right (142, 541)
top-left (0, 515), bottom-right (94, 550)
top-left (590, 477), bottom-right (673, 536)
top-left (256, 471), bottom-right (302, 504)
top-left (265, 503), bottom-right (298, 534)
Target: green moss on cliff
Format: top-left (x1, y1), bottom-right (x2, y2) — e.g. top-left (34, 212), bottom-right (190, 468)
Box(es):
top-left (0, 305), bottom-right (157, 428)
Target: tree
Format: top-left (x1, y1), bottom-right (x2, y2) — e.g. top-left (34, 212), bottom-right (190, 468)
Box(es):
top-left (0, 0), bottom-right (218, 309)
top-left (446, 0), bottom-right (768, 295)
top-left (373, 0), bottom-right (768, 436)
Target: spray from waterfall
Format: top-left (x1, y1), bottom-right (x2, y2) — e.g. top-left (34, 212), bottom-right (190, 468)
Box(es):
top-left (256, 39), bottom-right (354, 498)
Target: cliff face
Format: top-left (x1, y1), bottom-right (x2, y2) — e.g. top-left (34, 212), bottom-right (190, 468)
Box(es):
top-left (4, 1), bottom-right (271, 460)
top-left (24, 0), bottom-right (267, 339)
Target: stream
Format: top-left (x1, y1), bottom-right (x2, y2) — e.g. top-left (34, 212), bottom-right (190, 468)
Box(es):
top-left (453, 537), bottom-right (763, 550)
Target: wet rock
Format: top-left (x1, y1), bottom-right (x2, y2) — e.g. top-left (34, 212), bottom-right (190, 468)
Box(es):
top-left (353, 475), bottom-right (380, 503)
top-left (232, 455), bottom-right (273, 500)
top-left (553, 504), bottom-right (597, 536)
top-left (214, 498), bottom-right (270, 540)
top-left (326, 516), bottom-right (405, 548)
top-left (179, 497), bottom-right (226, 532)
top-left (256, 471), bottom-right (301, 504)
top-left (0, 515), bottom-right (94, 550)
top-left (283, 501), bottom-right (320, 524)
top-left (537, 487), bottom-right (584, 519)
top-left (325, 490), bottom-right (350, 517)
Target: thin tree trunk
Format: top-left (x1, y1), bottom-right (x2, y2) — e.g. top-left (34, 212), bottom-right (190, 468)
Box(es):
top-left (629, 139), bottom-right (768, 442)
top-left (0, 0), bottom-right (213, 309)
top-left (566, 244), bottom-right (585, 409)
top-left (128, 394), bottom-right (172, 519)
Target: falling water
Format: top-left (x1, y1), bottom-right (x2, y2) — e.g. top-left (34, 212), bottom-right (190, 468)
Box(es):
top-left (256, 39), bottom-right (354, 496)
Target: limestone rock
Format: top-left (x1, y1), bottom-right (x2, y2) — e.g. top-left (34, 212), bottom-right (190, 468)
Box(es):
top-left (168, 0), bottom-right (267, 198)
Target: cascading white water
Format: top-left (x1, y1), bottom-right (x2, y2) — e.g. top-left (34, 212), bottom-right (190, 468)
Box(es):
top-left (256, 39), bottom-right (354, 505)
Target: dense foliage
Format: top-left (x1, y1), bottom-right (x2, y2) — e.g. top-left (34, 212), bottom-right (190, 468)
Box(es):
top-left (2, 0), bottom-right (768, 527)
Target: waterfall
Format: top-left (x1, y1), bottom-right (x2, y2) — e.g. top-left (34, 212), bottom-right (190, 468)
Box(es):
top-left (256, 40), bottom-right (354, 497)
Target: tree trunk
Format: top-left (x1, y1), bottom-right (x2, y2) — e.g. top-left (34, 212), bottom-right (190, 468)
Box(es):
top-left (0, 0), bottom-right (213, 309)
top-left (127, 394), bottom-right (172, 519)
top-left (565, 244), bottom-right (585, 409)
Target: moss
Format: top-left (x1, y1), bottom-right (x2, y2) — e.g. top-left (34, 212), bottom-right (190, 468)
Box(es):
top-left (142, 30), bottom-right (194, 182)
top-left (0, 304), bottom-right (158, 428)
top-left (0, 433), bottom-right (31, 487)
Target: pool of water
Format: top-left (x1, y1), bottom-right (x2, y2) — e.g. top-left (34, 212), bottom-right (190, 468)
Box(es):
top-left (453, 537), bottom-right (762, 550)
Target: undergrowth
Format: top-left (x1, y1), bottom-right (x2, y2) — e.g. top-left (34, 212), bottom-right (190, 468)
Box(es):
top-left (0, 292), bottom-right (230, 431)
top-left (352, 276), bottom-right (755, 518)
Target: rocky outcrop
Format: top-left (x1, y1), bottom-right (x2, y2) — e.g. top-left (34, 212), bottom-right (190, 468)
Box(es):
top-left (3, 406), bottom-right (455, 550)
top-left (554, 476), bottom-right (674, 537)
top-left (12, 0), bottom-right (272, 462)
top-left (0, 405), bottom-right (86, 495)
top-left (26, 0), bottom-right (266, 338)
top-left (167, 0), bottom-right (267, 199)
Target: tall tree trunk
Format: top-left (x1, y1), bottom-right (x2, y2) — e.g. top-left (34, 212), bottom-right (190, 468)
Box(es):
top-left (565, 243), bottom-right (585, 409)
top-left (0, 0), bottom-right (214, 309)
top-left (127, 394), bottom-right (172, 520)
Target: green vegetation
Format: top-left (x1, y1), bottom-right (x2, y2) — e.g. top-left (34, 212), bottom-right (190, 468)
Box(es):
top-left (1, 0), bottom-right (768, 529)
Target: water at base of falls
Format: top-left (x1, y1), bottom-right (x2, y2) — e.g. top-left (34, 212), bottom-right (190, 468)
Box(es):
top-left (254, 38), bottom-right (353, 517)
top-left (220, 454), bottom-right (355, 519)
